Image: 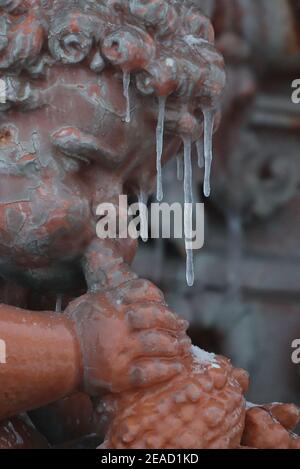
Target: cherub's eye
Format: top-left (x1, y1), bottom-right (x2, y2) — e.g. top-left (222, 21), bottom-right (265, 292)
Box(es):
top-left (51, 126), bottom-right (120, 166)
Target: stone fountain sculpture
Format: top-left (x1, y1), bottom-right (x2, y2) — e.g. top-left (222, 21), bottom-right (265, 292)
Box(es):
top-left (0, 0), bottom-right (299, 449)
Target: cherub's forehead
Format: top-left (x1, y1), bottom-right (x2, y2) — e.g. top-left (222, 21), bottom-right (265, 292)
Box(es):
top-left (0, 0), bottom-right (212, 73)
top-left (0, 0), bottom-right (225, 143)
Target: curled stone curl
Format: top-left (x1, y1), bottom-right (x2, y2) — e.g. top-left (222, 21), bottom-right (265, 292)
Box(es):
top-left (48, 11), bottom-right (97, 64)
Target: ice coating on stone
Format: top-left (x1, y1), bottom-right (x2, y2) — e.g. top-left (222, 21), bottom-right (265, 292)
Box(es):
top-left (6, 421), bottom-right (24, 446)
top-left (246, 402), bottom-right (257, 409)
top-left (203, 109), bottom-right (215, 197)
top-left (183, 137), bottom-right (194, 287)
top-left (176, 154), bottom-right (183, 181)
top-left (196, 139), bottom-right (204, 168)
top-left (138, 190), bottom-right (148, 242)
top-left (191, 345), bottom-right (219, 373)
top-left (123, 71), bottom-right (131, 123)
top-left (184, 34), bottom-right (210, 47)
top-left (156, 96), bottom-right (166, 202)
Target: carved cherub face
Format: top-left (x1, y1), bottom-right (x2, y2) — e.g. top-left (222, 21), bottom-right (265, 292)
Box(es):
top-left (0, 0), bottom-right (225, 192)
top-left (1, 65), bottom-right (162, 173)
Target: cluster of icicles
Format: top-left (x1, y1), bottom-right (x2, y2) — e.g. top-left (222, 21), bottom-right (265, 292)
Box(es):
top-left (123, 73), bottom-right (215, 287)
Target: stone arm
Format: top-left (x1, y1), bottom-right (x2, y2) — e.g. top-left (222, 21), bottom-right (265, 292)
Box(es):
top-left (0, 305), bottom-right (82, 421)
top-left (0, 237), bottom-right (189, 421)
top-left (67, 236), bottom-right (191, 396)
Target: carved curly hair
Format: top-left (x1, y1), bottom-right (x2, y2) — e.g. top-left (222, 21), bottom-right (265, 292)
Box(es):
top-left (0, 0), bottom-right (225, 112)
top-left (0, 0), bottom-right (225, 207)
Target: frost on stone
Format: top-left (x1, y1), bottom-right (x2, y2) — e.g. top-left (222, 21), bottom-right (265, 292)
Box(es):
top-left (246, 402), bottom-right (257, 410)
top-left (191, 345), bottom-right (219, 373)
top-left (184, 34), bottom-right (210, 48)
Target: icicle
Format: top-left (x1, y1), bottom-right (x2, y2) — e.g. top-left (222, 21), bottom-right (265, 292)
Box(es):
top-left (203, 109), bottom-right (215, 197)
top-left (55, 294), bottom-right (63, 313)
top-left (123, 71), bottom-right (131, 123)
top-left (183, 136), bottom-right (194, 287)
top-left (186, 249), bottom-right (194, 288)
top-left (138, 190), bottom-right (149, 242)
top-left (176, 154), bottom-right (183, 181)
top-left (156, 96), bottom-right (166, 202)
top-left (196, 139), bottom-right (204, 169)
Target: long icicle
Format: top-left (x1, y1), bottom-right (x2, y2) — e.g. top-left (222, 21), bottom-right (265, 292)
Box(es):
top-left (177, 154), bottom-right (183, 181)
top-left (203, 109), bottom-right (215, 197)
top-left (156, 96), bottom-right (166, 202)
top-left (123, 71), bottom-right (131, 123)
top-left (138, 190), bottom-right (149, 242)
top-left (196, 139), bottom-right (204, 168)
top-left (183, 136), bottom-right (194, 287)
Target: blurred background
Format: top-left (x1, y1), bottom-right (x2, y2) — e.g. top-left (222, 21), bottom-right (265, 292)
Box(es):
top-left (133, 0), bottom-right (300, 406)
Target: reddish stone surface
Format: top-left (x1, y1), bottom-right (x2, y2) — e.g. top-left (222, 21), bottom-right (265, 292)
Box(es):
top-left (0, 416), bottom-right (49, 449)
top-left (0, 0), bottom-right (298, 449)
top-left (242, 405), bottom-right (300, 449)
top-left (100, 353), bottom-right (248, 449)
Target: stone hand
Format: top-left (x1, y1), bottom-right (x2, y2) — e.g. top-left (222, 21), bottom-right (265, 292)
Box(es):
top-left (242, 403), bottom-right (300, 449)
top-left (65, 279), bottom-right (191, 395)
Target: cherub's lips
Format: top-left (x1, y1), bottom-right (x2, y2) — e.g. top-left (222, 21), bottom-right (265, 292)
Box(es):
top-left (51, 127), bottom-right (121, 166)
